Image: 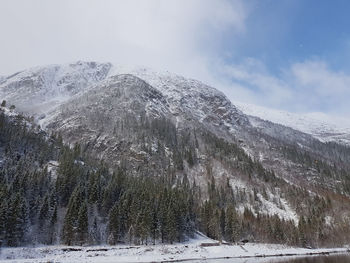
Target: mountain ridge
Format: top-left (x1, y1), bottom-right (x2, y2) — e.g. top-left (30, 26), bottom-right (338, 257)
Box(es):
top-left (1, 61), bottom-right (350, 248)
top-left (235, 101), bottom-right (350, 146)
top-left (2, 61), bottom-right (349, 147)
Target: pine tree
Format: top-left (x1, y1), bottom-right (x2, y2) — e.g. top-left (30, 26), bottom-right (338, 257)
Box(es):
top-left (225, 206), bottom-right (233, 242)
top-left (150, 200), bottom-right (158, 245)
top-left (108, 202), bottom-right (120, 245)
top-left (88, 173), bottom-right (100, 204)
top-left (209, 209), bottom-right (221, 240)
top-left (48, 205), bottom-right (58, 244)
top-left (6, 193), bottom-right (27, 246)
top-left (38, 195), bottom-right (49, 223)
top-left (158, 190), bottom-right (168, 243)
top-left (77, 202), bottom-right (88, 245)
top-left (37, 195), bottom-right (51, 244)
top-left (273, 216), bottom-right (285, 243)
top-left (62, 187), bottom-right (82, 245)
top-left (166, 207), bottom-right (177, 244)
top-left (0, 199), bottom-right (8, 247)
top-left (220, 208), bottom-right (226, 238)
top-left (298, 216), bottom-right (307, 247)
top-left (200, 201), bottom-right (211, 237)
top-left (140, 205), bottom-right (152, 245)
top-left (62, 210), bottom-right (74, 246)
top-left (225, 205), bottom-right (240, 243)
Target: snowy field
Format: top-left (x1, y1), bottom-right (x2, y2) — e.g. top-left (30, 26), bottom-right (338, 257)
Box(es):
top-left (1, 236), bottom-right (349, 263)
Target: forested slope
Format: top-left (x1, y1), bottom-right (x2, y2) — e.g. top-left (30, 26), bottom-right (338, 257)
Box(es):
top-left (1, 105), bottom-right (350, 248)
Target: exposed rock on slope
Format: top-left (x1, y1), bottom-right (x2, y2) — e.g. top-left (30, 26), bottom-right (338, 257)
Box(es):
top-left (1, 61), bottom-right (350, 231)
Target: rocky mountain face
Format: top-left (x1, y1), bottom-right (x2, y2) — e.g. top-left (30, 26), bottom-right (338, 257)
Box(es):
top-left (1, 61), bottom-right (350, 246)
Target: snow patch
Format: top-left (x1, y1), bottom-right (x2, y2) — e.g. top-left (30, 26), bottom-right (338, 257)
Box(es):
top-left (257, 192), bottom-right (299, 225)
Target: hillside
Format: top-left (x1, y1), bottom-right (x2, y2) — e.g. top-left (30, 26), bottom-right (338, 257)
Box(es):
top-left (1, 62), bottom-right (350, 248)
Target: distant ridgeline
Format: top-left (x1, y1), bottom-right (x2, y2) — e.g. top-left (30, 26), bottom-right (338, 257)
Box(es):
top-left (1, 104), bottom-right (350, 248)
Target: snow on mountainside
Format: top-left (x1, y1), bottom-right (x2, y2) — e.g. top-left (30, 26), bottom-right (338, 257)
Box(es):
top-left (111, 65), bottom-right (249, 130)
top-left (0, 62), bottom-right (248, 133)
top-left (1, 61), bottom-right (348, 152)
top-left (235, 102), bottom-right (350, 146)
top-left (0, 61), bottom-right (112, 118)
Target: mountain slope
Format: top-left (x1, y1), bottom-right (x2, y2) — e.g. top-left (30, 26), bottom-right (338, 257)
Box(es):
top-left (1, 62), bottom-right (350, 247)
top-left (1, 62), bottom-right (350, 192)
top-left (235, 102), bottom-right (350, 146)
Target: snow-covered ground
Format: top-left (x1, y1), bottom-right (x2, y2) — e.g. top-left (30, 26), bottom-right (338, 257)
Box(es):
top-left (1, 235), bottom-right (348, 263)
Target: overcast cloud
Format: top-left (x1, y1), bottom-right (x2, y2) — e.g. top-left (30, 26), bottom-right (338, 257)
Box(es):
top-left (0, 0), bottom-right (245, 77)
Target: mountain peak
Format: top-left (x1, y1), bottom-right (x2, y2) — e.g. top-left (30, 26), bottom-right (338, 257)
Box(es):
top-left (0, 61), bottom-right (249, 132)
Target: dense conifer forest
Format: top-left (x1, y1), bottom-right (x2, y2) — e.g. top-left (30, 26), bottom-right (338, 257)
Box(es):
top-left (1, 106), bottom-right (350, 248)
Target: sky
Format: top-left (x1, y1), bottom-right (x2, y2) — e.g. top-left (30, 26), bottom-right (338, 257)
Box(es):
top-left (0, 0), bottom-right (350, 117)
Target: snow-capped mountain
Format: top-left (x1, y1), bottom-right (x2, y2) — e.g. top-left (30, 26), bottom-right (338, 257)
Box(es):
top-left (1, 62), bottom-right (349, 171)
top-left (0, 62), bottom-right (248, 133)
top-left (1, 61), bottom-right (350, 236)
top-left (235, 102), bottom-right (350, 146)
top-left (2, 61), bottom-right (348, 146)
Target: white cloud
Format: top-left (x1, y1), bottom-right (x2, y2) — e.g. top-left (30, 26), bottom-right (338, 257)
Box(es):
top-left (290, 60), bottom-right (350, 116)
top-left (216, 58), bottom-right (350, 117)
top-left (291, 60), bottom-right (350, 95)
top-left (218, 59), bottom-right (292, 107)
top-left (0, 0), bottom-right (246, 79)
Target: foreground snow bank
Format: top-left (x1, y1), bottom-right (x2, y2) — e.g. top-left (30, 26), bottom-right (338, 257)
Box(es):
top-left (1, 237), bottom-right (349, 263)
